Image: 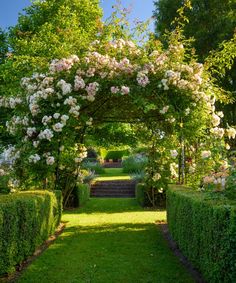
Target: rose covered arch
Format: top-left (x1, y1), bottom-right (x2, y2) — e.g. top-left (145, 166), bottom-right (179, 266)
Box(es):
top-left (0, 37), bottom-right (235, 201)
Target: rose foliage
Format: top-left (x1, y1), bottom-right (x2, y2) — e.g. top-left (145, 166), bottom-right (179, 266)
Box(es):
top-left (0, 31), bottom-right (235, 198)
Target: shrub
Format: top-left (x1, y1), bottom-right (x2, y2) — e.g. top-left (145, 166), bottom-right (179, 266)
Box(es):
top-left (0, 175), bottom-right (10, 194)
top-left (84, 157), bottom-right (98, 163)
top-left (82, 161), bottom-right (105, 174)
top-left (73, 183), bottom-right (90, 207)
top-left (105, 150), bottom-right (129, 161)
top-left (132, 171), bottom-right (145, 183)
top-left (0, 190), bottom-right (62, 275)
top-left (136, 183), bottom-right (149, 207)
top-left (167, 186), bottom-right (236, 283)
top-left (99, 149), bottom-right (130, 161)
top-left (81, 169), bottom-right (96, 184)
top-left (136, 183), bottom-right (166, 207)
top-left (122, 154), bottom-right (147, 173)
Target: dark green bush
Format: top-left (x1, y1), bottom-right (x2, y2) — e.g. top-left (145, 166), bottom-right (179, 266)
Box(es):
top-left (74, 183), bottom-right (90, 207)
top-left (167, 186), bottom-right (236, 283)
top-left (0, 175), bottom-right (10, 194)
top-left (136, 183), bottom-right (166, 207)
top-left (0, 190), bottom-right (62, 276)
top-left (105, 150), bottom-right (129, 160)
top-left (84, 157), bottom-right (98, 163)
top-left (136, 183), bottom-right (149, 207)
top-left (54, 190), bottom-right (63, 226)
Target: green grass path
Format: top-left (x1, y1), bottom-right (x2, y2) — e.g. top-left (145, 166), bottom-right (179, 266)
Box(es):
top-left (18, 198), bottom-right (194, 283)
top-left (94, 168), bottom-right (131, 181)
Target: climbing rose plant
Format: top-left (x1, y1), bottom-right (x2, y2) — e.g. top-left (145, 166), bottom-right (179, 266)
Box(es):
top-left (0, 37), bottom-right (235, 191)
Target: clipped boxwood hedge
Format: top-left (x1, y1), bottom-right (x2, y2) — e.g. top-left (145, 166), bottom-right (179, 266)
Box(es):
top-left (74, 183), bottom-right (90, 207)
top-left (0, 190), bottom-right (62, 275)
top-left (99, 149), bottom-right (129, 161)
top-left (167, 186), bottom-right (236, 283)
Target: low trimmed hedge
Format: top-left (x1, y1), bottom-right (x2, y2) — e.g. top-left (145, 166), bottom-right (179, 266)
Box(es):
top-left (167, 186), bottom-right (236, 283)
top-left (74, 183), bottom-right (90, 207)
top-left (0, 190), bottom-right (62, 275)
top-left (100, 149), bottom-right (129, 161)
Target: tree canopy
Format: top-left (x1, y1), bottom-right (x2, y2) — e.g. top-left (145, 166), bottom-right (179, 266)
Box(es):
top-left (153, 0), bottom-right (236, 60)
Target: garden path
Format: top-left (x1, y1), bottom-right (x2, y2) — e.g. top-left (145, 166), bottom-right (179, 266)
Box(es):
top-left (18, 198), bottom-right (194, 283)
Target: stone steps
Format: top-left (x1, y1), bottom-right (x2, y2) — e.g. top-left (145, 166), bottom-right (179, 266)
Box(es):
top-left (103, 162), bottom-right (122, 168)
top-left (91, 180), bottom-right (136, 198)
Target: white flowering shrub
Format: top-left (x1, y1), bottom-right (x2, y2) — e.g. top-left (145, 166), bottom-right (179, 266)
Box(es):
top-left (0, 35), bottom-right (235, 194)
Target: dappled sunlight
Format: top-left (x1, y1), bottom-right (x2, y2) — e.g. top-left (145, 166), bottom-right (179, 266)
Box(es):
top-left (94, 175), bottom-right (131, 181)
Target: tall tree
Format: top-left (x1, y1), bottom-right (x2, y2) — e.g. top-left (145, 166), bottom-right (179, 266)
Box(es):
top-left (9, 0), bottom-right (102, 59)
top-left (0, 0), bottom-right (102, 97)
top-left (0, 28), bottom-right (8, 64)
top-left (153, 0), bottom-right (236, 61)
top-left (153, 0), bottom-right (236, 127)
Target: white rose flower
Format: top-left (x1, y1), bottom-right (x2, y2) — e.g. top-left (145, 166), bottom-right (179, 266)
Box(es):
top-left (61, 115), bottom-right (69, 124)
top-left (185, 108), bottom-right (190, 115)
top-left (27, 127), bottom-right (37, 137)
top-left (201, 150), bottom-right (211, 159)
top-left (226, 127), bottom-right (236, 139)
top-left (74, 76), bottom-right (85, 90)
top-left (0, 169), bottom-right (6, 176)
top-left (57, 79), bottom-right (72, 95)
top-left (53, 113), bottom-right (60, 119)
top-left (38, 129), bottom-right (54, 141)
top-left (111, 86), bottom-right (120, 94)
top-left (46, 156), bottom-right (55, 165)
top-left (121, 86), bottom-right (130, 95)
top-left (153, 173), bottom-right (161, 181)
top-left (33, 141), bottom-right (40, 148)
top-left (52, 123), bottom-right (64, 132)
top-left (29, 154), bottom-right (41, 164)
top-left (74, 157), bottom-right (82, 163)
top-left (160, 106), bottom-right (169, 114)
top-left (212, 113), bottom-right (221, 127)
top-left (170, 150), bottom-right (178, 158)
top-left (42, 115), bottom-right (52, 125)
top-left (225, 143), bottom-right (230, 150)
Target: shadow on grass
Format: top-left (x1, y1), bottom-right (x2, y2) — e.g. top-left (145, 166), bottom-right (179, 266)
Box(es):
top-left (18, 222), bottom-right (194, 283)
top-left (64, 198), bottom-right (166, 215)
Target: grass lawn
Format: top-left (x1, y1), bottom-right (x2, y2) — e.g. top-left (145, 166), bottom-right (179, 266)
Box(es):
top-left (17, 198), bottom-right (194, 283)
top-left (94, 168), bottom-right (131, 181)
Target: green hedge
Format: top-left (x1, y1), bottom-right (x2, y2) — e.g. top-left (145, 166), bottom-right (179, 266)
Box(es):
top-left (136, 183), bottom-right (149, 207)
top-left (74, 183), bottom-right (90, 207)
top-left (99, 149), bottom-right (129, 160)
top-left (0, 190), bottom-right (62, 275)
top-left (167, 186), bottom-right (236, 283)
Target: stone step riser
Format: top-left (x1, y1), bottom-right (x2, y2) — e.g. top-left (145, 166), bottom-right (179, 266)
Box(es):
top-left (91, 180), bottom-right (136, 198)
top-left (91, 191), bottom-right (135, 194)
top-left (92, 182), bottom-right (135, 187)
top-left (91, 185), bottom-right (135, 190)
top-left (91, 196), bottom-right (135, 198)
top-left (91, 190), bottom-right (135, 193)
